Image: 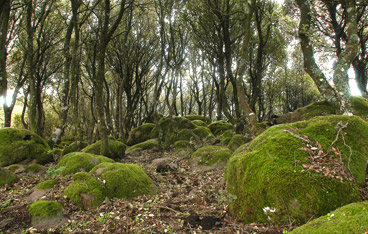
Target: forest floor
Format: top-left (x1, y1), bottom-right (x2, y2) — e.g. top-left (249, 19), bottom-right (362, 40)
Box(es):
top-left (1, 149), bottom-right (367, 234)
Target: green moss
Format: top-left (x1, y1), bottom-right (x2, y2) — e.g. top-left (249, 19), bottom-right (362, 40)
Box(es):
top-left (174, 140), bottom-right (191, 152)
top-left (225, 115), bottom-right (366, 225)
top-left (57, 152), bottom-right (114, 176)
top-left (177, 129), bottom-right (194, 141)
top-left (227, 134), bottom-right (250, 151)
top-left (36, 180), bottom-right (58, 190)
top-left (190, 145), bottom-right (233, 167)
top-left (0, 128), bottom-right (52, 167)
top-left (62, 141), bottom-right (88, 155)
top-left (25, 164), bottom-right (46, 174)
top-left (192, 120), bottom-right (207, 127)
top-left (127, 123), bottom-right (155, 146)
top-left (193, 127), bottom-right (214, 142)
top-left (351, 96), bottom-right (368, 117)
top-left (64, 172), bottom-right (106, 208)
top-left (184, 115), bottom-right (211, 123)
top-left (290, 201), bottom-right (368, 234)
top-left (219, 129), bottom-right (234, 145)
top-left (29, 200), bottom-right (63, 217)
top-left (90, 162), bottom-right (157, 199)
top-left (177, 127), bottom-right (215, 145)
top-left (81, 139), bottom-right (127, 159)
top-left (0, 167), bottom-right (18, 187)
top-left (5, 164), bottom-right (21, 172)
top-left (208, 121), bottom-right (234, 136)
top-left (126, 139), bottom-right (159, 155)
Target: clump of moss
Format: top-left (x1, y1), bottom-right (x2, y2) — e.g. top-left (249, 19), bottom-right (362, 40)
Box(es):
top-left (219, 129), bottom-right (234, 145)
top-left (0, 167), bottom-right (18, 187)
top-left (90, 162), bottom-right (157, 199)
top-left (29, 200), bottom-right (63, 218)
top-left (190, 145), bottom-right (233, 168)
top-left (57, 152), bottom-right (114, 176)
top-left (127, 123), bottom-right (155, 146)
top-left (192, 120), bottom-right (207, 127)
top-left (5, 164), bottom-right (21, 172)
top-left (82, 139), bottom-right (127, 159)
top-left (225, 115), bottom-right (367, 225)
top-left (0, 128), bottom-right (52, 167)
top-left (25, 164), bottom-right (47, 174)
top-left (64, 172), bottom-right (106, 209)
top-left (36, 180), bottom-right (58, 190)
top-left (290, 200), bottom-right (368, 234)
top-left (126, 139), bottom-right (159, 155)
top-left (184, 115), bottom-right (211, 123)
top-left (174, 140), bottom-right (192, 153)
top-left (208, 121), bottom-right (234, 136)
top-left (351, 96), bottom-right (368, 117)
top-left (227, 134), bottom-right (250, 151)
top-left (62, 141), bottom-right (88, 155)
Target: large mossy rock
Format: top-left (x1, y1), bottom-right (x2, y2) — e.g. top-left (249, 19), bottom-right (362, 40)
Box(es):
top-left (127, 123), bottom-right (155, 146)
top-left (62, 141), bottom-right (88, 155)
top-left (190, 145), bottom-right (233, 168)
top-left (81, 139), bottom-right (127, 159)
top-left (225, 115), bottom-right (368, 225)
top-left (29, 200), bottom-right (67, 231)
top-left (177, 127), bottom-right (215, 144)
top-left (57, 152), bottom-right (114, 176)
top-left (64, 172), bottom-right (106, 209)
top-left (125, 138), bottom-right (159, 156)
top-left (227, 134), bottom-right (250, 151)
top-left (0, 167), bottom-right (18, 187)
top-left (208, 120), bottom-right (234, 136)
top-left (90, 162), bottom-right (157, 199)
top-left (290, 200), bottom-right (368, 234)
top-left (275, 96), bottom-right (368, 124)
top-left (0, 128), bottom-right (52, 167)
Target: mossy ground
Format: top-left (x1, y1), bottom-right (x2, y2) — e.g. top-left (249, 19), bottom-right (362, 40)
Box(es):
top-left (190, 145), bottom-right (233, 167)
top-left (127, 123), bottom-right (155, 146)
top-left (0, 128), bottom-right (52, 167)
top-left (29, 200), bottom-right (63, 217)
top-left (290, 200), bottom-right (368, 234)
top-left (57, 152), bottom-right (114, 176)
top-left (208, 121), bottom-right (234, 136)
top-left (126, 139), bottom-right (159, 155)
top-left (0, 167), bottom-right (18, 186)
top-left (225, 115), bottom-right (367, 225)
top-left (36, 180), bottom-right (58, 190)
top-left (82, 139), bottom-right (127, 159)
top-left (90, 162), bottom-right (157, 199)
top-left (64, 172), bottom-right (106, 208)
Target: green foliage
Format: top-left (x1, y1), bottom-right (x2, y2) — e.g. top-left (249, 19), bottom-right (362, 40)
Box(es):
top-left (290, 201), bottom-right (368, 234)
top-left (90, 162), bottom-right (157, 199)
top-left (29, 201), bottom-right (63, 217)
top-left (0, 128), bottom-right (52, 167)
top-left (36, 180), bottom-right (58, 190)
top-left (226, 115), bottom-right (367, 225)
top-left (0, 167), bottom-right (18, 187)
top-left (64, 172), bottom-right (106, 209)
top-left (190, 145), bottom-right (233, 167)
top-left (46, 166), bottom-right (65, 178)
top-left (57, 152), bottom-right (114, 176)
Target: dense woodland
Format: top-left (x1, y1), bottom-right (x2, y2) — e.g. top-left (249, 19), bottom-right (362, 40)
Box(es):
top-left (0, 0), bottom-right (367, 154)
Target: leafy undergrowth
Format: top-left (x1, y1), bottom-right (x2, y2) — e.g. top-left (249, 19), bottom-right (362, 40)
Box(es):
top-left (1, 149), bottom-right (367, 234)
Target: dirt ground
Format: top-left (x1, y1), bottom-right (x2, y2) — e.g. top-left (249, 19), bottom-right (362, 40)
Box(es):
top-left (1, 149), bottom-right (367, 234)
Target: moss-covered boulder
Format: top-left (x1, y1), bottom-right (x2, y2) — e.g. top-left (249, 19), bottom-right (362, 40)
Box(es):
top-left (62, 141), bottom-right (88, 155)
top-left (90, 162), bottom-right (157, 199)
top-left (190, 146), bottom-right (233, 168)
top-left (25, 164), bottom-right (47, 175)
top-left (127, 123), bottom-right (155, 146)
top-left (227, 134), bottom-right (250, 151)
top-left (351, 96), bottom-right (368, 117)
top-left (208, 121), bottom-right (234, 136)
top-left (177, 127), bottom-right (215, 145)
top-left (219, 129), bottom-right (234, 145)
top-left (226, 115), bottom-right (367, 225)
top-left (0, 128), bottom-right (52, 167)
top-left (81, 139), bottom-right (127, 159)
top-left (57, 152), bottom-right (114, 176)
top-left (174, 140), bottom-right (191, 153)
top-left (192, 120), bottom-right (207, 127)
top-left (36, 180), bottom-right (58, 190)
top-left (29, 200), bottom-right (67, 230)
top-left (64, 172), bottom-right (106, 209)
top-left (0, 167), bottom-right (18, 187)
top-left (184, 115), bottom-right (211, 123)
top-left (125, 139), bottom-right (159, 156)
top-left (290, 200), bottom-right (368, 234)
